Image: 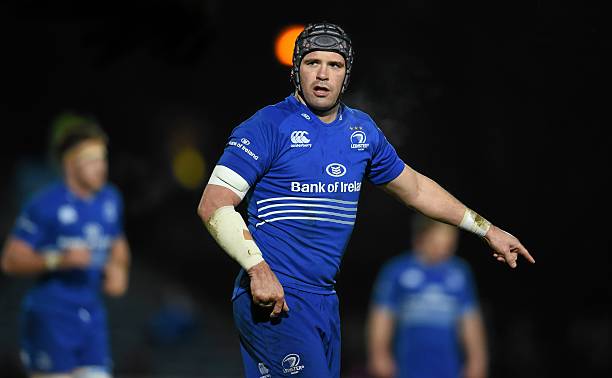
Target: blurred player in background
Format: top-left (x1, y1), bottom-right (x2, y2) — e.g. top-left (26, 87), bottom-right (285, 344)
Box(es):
top-left (198, 22), bottom-right (533, 377)
top-left (367, 214), bottom-right (488, 378)
top-left (1, 113), bottom-right (130, 378)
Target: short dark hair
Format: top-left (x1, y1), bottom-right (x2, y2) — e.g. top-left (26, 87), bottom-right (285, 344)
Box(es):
top-left (410, 213), bottom-right (440, 241)
top-left (410, 213), bottom-right (458, 247)
top-left (49, 112), bottom-right (108, 161)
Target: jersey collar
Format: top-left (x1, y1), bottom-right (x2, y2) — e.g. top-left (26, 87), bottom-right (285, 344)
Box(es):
top-left (287, 95), bottom-right (346, 127)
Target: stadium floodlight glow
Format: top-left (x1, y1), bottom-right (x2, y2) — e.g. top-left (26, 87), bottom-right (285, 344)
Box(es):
top-left (172, 146), bottom-right (206, 190)
top-left (274, 24), bottom-right (305, 66)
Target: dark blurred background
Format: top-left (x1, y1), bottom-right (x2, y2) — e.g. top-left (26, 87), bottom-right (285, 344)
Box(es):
top-left (0, 1), bottom-right (608, 377)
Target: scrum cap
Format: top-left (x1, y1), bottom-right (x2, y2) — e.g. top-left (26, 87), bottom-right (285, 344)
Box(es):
top-left (292, 22), bottom-right (354, 94)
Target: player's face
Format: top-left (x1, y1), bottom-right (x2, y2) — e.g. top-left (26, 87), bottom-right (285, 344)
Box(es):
top-left (418, 224), bottom-right (459, 264)
top-left (69, 140), bottom-right (108, 192)
top-left (299, 50), bottom-right (346, 112)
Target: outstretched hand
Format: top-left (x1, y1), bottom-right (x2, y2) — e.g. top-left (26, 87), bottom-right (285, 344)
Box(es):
top-left (484, 225), bottom-right (535, 268)
top-left (247, 261), bottom-right (290, 318)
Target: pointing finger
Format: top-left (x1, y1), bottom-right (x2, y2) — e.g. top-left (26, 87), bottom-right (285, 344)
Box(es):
top-left (517, 245), bottom-right (535, 264)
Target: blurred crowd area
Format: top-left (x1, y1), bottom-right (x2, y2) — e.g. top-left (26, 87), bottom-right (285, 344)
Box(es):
top-left (1, 1), bottom-right (608, 377)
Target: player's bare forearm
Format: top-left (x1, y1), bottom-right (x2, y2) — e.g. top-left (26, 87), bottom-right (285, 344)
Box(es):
top-left (367, 308), bottom-right (396, 358)
top-left (383, 165), bottom-right (535, 268)
top-left (1, 238), bottom-right (48, 275)
top-left (382, 165), bottom-right (466, 226)
top-left (367, 308), bottom-right (397, 378)
top-left (106, 237), bottom-right (130, 269)
top-left (460, 310), bottom-right (488, 378)
top-left (1, 238), bottom-right (93, 274)
top-left (103, 236), bottom-right (130, 296)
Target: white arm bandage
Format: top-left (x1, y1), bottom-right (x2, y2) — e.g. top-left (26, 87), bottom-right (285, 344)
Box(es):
top-left (205, 206), bottom-right (264, 270)
top-left (207, 165), bottom-right (250, 200)
top-left (459, 208), bottom-right (491, 237)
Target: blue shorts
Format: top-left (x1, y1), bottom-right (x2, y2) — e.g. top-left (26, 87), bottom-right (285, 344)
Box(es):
top-left (19, 304), bottom-right (111, 374)
top-left (233, 288), bottom-right (341, 378)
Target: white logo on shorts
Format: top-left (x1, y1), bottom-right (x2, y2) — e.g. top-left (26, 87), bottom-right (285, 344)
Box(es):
top-left (257, 362), bottom-right (271, 377)
top-left (282, 353), bottom-right (305, 375)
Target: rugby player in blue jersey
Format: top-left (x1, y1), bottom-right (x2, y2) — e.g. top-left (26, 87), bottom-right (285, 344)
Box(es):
top-left (2, 114), bottom-right (130, 378)
top-left (198, 22), bottom-right (534, 377)
top-left (367, 214), bottom-right (487, 378)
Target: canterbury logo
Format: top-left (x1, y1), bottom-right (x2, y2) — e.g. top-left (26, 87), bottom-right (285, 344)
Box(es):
top-left (291, 131), bottom-right (310, 144)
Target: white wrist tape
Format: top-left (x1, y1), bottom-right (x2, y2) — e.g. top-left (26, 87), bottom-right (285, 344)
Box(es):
top-left (44, 252), bottom-right (62, 270)
top-left (205, 206), bottom-right (264, 270)
top-left (459, 208), bottom-right (491, 237)
top-left (208, 165), bottom-right (250, 200)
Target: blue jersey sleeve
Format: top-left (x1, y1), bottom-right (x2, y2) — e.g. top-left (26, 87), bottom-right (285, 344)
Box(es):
top-left (371, 261), bottom-right (401, 314)
top-left (216, 111), bottom-right (277, 186)
top-left (367, 126), bottom-right (406, 185)
top-left (11, 198), bottom-right (51, 251)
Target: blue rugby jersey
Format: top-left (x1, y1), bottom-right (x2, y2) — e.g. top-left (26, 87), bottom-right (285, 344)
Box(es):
top-left (11, 181), bottom-right (124, 309)
top-left (216, 95), bottom-right (406, 296)
top-left (371, 254), bottom-right (478, 378)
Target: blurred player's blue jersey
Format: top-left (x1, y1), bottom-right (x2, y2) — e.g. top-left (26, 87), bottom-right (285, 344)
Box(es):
top-left (217, 95), bottom-right (405, 297)
top-left (13, 181), bottom-right (123, 309)
top-left (372, 254), bottom-right (478, 378)
top-left (11, 181), bottom-right (123, 372)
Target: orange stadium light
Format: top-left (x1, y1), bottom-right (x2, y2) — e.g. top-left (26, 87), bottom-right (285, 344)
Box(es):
top-left (274, 24), bottom-right (304, 66)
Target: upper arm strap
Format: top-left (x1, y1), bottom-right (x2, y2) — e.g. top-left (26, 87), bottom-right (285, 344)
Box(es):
top-left (207, 165), bottom-right (251, 200)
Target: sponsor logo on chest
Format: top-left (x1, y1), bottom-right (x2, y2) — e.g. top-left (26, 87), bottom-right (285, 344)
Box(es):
top-left (290, 162), bottom-right (361, 193)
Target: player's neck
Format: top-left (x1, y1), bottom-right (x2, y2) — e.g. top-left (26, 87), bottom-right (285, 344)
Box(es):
top-left (316, 108), bottom-right (339, 124)
top-left (294, 93), bottom-right (339, 124)
top-left (415, 250), bottom-right (446, 266)
top-left (65, 175), bottom-right (96, 199)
